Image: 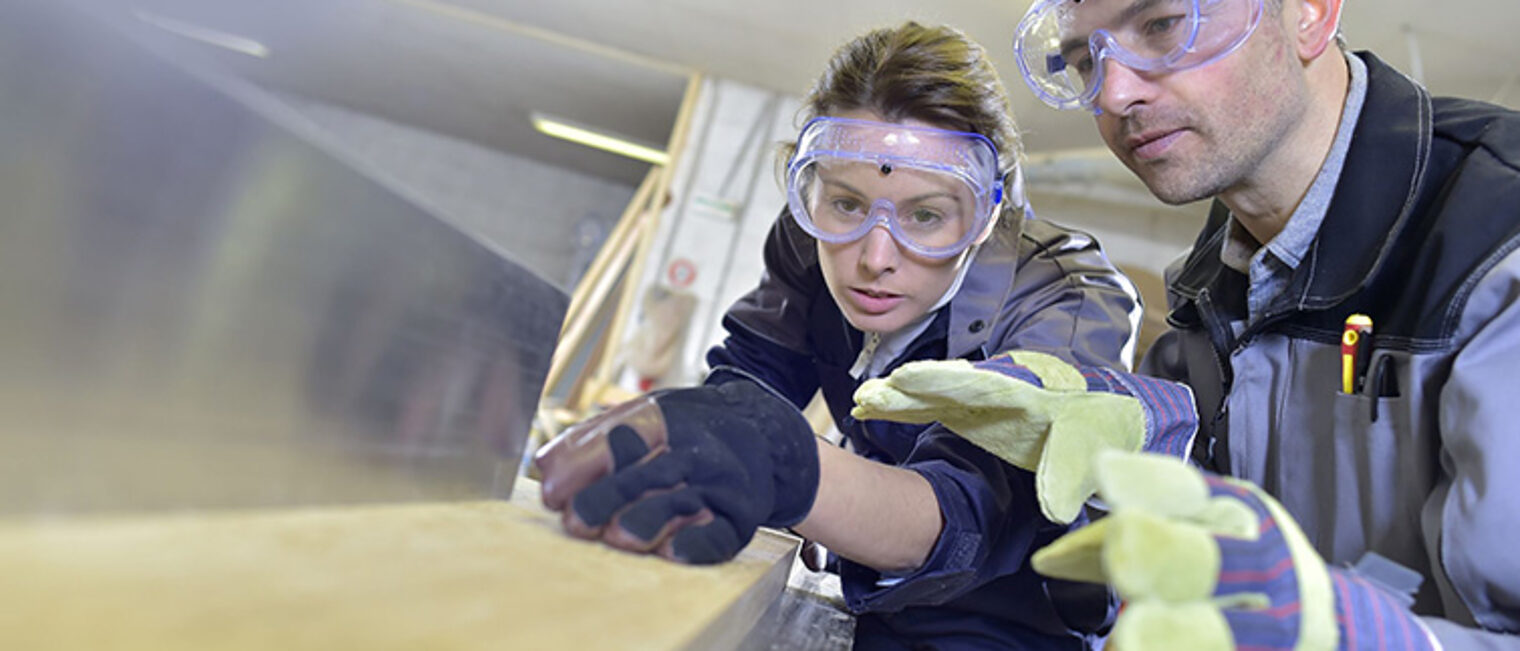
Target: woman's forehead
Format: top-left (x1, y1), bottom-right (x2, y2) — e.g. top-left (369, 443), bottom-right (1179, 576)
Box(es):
top-left (814, 160), bottom-right (972, 196)
top-left (823, 111), bottom-right (986, 159)
top-left (830, 108), bottom-right (943, 132)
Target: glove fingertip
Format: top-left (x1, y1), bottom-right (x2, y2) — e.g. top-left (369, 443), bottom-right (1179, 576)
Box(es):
top-left (571, 489), bottom-right (618, 529)
top-left (1093, 450), bottom-right (1209, 515)
top-left (1105, 510), bottom-right (1221, 603)
top-left (1038, 494), bottom-right (1080, 526)
top-left (1033, 430), bottom-right (1090, 525)
top-left (616, 490), bottom-right (706, 544)
top-left (881, 359), bottom-right (972, 387)
top-left (1034, 453), bottom-right (1084, 525)
top-left (1031, 519), bottom-right (1110, 583)
top-left (607, 425), bottom-right (652, 470)
top-left (668, 520), bottom-right (745, 565)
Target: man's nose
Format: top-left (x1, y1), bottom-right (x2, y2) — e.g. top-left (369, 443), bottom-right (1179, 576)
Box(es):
top-left (1093, 57), bottom-right (1155, 116)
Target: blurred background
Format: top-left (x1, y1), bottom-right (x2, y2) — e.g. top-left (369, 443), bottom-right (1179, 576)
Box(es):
top-left (8, 0), bottom-right (1517, 504)
top-left (98, 0), bottom-right (1520, 385)
top-left (5, 0), bottom-right (1513, 514)
top-left (1, 1), bottom-right (1515, 647)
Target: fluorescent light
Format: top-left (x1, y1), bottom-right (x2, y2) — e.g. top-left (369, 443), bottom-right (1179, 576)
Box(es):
top-left (531, 113), bottom-right (669, 165)
top-left (134, 10), bottom-right (270, 59)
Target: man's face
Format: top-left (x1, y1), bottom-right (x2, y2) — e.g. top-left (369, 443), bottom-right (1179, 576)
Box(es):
top-left (1067, 0), bottom-right (1307, 204)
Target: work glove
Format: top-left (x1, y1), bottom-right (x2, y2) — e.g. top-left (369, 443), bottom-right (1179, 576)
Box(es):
top-left (851, 350), bottom-right (1196, 524)
top-left (1033, 451), bottom-right (1438, 650)
top-left (534, 378), bottom-right (820, 564)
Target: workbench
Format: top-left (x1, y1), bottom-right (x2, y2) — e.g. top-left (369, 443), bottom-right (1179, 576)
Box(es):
top-left (0, 479), bottom-right (814, 650)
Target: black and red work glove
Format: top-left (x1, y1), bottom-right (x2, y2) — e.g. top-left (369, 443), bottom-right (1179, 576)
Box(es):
top-left (534, 378), bottom-right (820, 564)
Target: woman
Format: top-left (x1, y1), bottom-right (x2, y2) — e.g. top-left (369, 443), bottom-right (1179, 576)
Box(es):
top-left (537, 22), bottom-right (1138, 648)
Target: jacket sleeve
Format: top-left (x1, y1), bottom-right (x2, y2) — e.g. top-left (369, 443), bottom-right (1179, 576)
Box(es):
top-left (840, 220), bottom-right (1134, 630)
top-left (838, 426), bottom-right (1100, 614)
top-left (994, 219), bottom-right (1142, 370)
top-left (703, 211), bottom-right (823, 408)
top-left (1422, 247), bottom-right (1520, 647)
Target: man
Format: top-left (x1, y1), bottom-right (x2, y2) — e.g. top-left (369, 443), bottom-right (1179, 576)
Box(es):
top-left (1008, 0), bottom-right (1520, 646)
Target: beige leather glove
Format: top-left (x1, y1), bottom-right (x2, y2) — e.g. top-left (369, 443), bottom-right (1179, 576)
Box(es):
top-left (1033, 452), bottom-right (1431, 651)
top-left (852, 350), bottom-right (1196, 524)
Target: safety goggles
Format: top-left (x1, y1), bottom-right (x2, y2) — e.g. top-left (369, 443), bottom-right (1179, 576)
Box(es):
top-left (1014, 0), bottom-right (1264, 112)
top-left (785, 117), bottom-right (1004, 259)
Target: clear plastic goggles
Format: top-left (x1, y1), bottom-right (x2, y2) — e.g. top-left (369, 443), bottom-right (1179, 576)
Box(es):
top-left (785, 117), bottom-right (1003, 259)
top-left (1014, 0), bottom-right (1264, 112)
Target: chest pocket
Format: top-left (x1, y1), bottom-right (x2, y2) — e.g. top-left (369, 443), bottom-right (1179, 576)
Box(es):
top-left (1229, 340), bottom-right (1435, 601)
top-left (1321, 349), bottom-right (1432, 578)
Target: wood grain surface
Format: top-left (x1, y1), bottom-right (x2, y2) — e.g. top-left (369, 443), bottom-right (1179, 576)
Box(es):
top-left (0, 489), bottom-right (798, 650)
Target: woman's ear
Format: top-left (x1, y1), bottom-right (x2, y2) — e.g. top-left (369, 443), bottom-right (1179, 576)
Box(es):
top-left (1290, 0), bottom-right (1344, 61)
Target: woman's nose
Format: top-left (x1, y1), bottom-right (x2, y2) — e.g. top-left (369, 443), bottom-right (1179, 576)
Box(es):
top-left (858, 225), bottom-right (900, 275)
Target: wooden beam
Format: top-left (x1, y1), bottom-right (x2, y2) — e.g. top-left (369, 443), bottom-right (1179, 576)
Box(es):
top-left (587, 72), bottom-right (705, 393)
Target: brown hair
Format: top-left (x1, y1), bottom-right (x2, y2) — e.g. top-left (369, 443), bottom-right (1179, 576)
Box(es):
top-left (783, 22), bottom-right (1024, 218)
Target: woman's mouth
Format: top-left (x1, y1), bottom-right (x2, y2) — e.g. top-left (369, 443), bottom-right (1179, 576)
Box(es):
top-left (850, 287), bottom-right (905, 314)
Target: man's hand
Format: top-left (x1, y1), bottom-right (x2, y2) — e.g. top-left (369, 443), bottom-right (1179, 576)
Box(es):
top-left (851, 351), bottom-right (1196, 523)
top-left (1032, 451), bottom-right (1437, 650)
top-left (534, 380), bottom-right (820, 564)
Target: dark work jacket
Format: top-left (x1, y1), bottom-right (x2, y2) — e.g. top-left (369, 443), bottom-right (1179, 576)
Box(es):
top-left (1141, 52), bottom-right (1520, 647)
top-left (708, 209), bottom-right (1140, 649)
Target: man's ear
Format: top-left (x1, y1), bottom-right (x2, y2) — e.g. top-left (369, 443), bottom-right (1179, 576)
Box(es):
top-left (1291, 0), bottom-right (1344, 60)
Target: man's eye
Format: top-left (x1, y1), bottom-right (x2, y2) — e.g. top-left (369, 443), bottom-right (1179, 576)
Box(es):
top-left (1144, 15), bottom-right (1184, 37)
top-left (1074, 54), bottom-right (1095, 78)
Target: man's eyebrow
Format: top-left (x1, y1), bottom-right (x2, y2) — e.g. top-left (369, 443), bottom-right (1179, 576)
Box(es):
top-left (1115, 0), bottom-right (1169, 29)
top-left (1058, 0), bottom-right (1170, 57)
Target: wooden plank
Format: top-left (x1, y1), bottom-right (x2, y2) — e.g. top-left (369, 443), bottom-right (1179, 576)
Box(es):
top-left (0, 485), bottom-right (798, 650)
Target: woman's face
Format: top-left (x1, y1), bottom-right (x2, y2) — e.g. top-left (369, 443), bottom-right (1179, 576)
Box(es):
top-left (814, 110), bottom-right (982, 334)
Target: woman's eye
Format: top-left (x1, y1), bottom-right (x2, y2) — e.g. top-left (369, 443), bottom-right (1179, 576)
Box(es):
top-left (909, 209), bottom-right (943, 226)
top-left (830, 197), bottom-right (864, 215)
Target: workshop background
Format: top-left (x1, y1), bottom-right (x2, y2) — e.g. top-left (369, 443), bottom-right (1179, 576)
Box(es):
top-left (2, 1), bottom-right (1515, 648)
top-left (91, 0), bottom-right (1520, 394)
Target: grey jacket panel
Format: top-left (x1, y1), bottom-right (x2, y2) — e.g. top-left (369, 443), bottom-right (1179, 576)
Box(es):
top-left (1145, 253), bottom-right (1520, 649)
top-left (1142, 52), bottom-right (1520, 648)
top-left (1428, 247), bottom-right (1520, 640)
top-left (960, 218), bottom-right (1141, 369)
